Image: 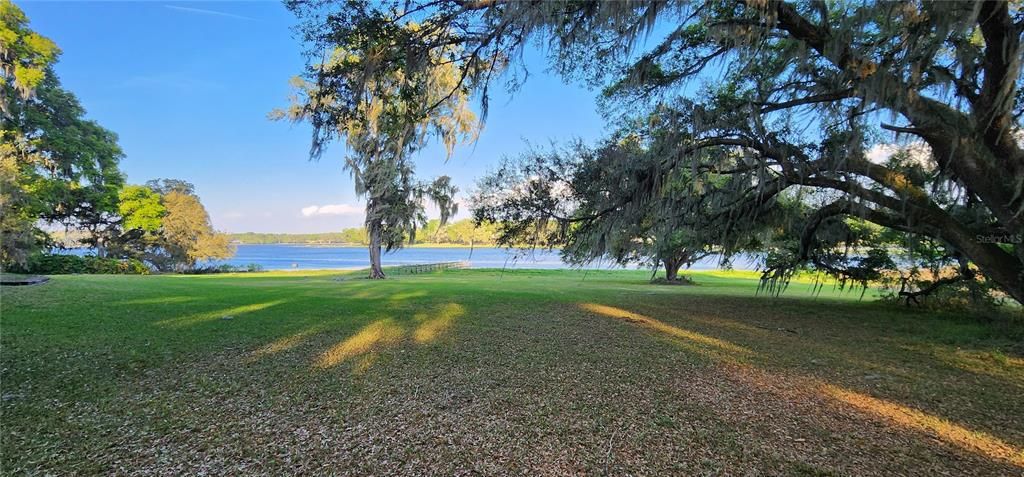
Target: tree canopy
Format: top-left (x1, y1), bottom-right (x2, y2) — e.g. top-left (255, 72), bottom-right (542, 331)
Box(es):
top-left (1, 0), bottom-right (124, 268)
top-left (290, 0), bottom-right (1024, 305)
top-left (0, 3), bottom-right (229, 274)
top-left (275, 19), bottom-right (478, 278)
top-left (472, 122), bottom-right (784, 282)
top-left (157, 190), bottom-right (234, 271)
top-left (107, 181), bottom-right (233, 272)
top-left (118, 185), bottom-right (165, 234)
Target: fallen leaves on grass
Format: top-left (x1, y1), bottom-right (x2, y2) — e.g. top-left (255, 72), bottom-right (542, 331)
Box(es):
top-left (6, 271), bottom-right (1023, 475)
top-left (311, 303), bottom-right (466, 370)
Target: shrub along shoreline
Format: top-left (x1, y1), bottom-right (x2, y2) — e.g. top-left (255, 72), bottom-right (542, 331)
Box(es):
top-left (7, 254), bottom-right (266, 275)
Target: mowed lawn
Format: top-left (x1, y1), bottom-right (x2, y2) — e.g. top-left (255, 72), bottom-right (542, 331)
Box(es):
top-left (2, 269), bottom-right (1022, 475)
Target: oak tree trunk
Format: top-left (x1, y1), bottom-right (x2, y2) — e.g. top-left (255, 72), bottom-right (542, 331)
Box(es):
top-left (664, 258), bottom-right (682, 281)
top-left (936, 216), bottom-right (1024, 304)
top-left (368, 220), bottom-right (385, 279)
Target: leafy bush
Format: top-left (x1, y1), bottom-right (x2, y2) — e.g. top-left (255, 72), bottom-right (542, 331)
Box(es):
top-left (17, 254), bottom-right (150, 275)
top-left (650, 275), bottom-right (695, 285)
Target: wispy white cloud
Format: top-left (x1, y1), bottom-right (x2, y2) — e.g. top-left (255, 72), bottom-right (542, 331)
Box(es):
top-left (164, 4), bottom-right (256, 21)
top-left (866, 144), bottom-right (900, 164)
top-left (866, 142), bottom-right (932, 169)
top-left (301, 203), bottom-right (362, 218)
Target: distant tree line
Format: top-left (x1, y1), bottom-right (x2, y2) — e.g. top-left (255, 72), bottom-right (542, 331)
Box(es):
top-left (229, 219), bottom-right (499, 247)
top-left (1, 2), bottom-right (232, 273)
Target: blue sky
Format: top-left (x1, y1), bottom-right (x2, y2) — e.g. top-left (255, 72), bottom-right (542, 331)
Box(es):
top-left (20, 1), bottom-right (609, 233)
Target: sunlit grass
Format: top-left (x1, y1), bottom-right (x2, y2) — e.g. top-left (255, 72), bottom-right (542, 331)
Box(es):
top-left (413, 303), bottom-right (464, 343)
top-left (579, 303), bottom-right (752, 356)
top-left (314, 319), bottom-right (404, 369)
top-left (311, 303), bottom-right (465, 369)
top-left (251, 327), bottom-right (322, 358)
top-left (2, 268), bottom-right (1021, 475)
top-left (823, 384), bottom-right (1024, 467)
top-left (119, 296), bottom-right (197, 305)
top-left (155, 299), bottom-right (287, 328)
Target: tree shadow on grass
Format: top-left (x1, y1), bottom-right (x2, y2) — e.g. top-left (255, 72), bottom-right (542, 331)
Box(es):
top-left (155, 300), bottom-right (288, 328)
top-left (576, 301), bottom-right (1024, 472)
top-left (244, 302), bottom-right (467, 376)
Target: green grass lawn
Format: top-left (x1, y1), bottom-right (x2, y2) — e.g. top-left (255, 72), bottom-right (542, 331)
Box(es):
top-left (2, 269), bottom-right (1022, 475)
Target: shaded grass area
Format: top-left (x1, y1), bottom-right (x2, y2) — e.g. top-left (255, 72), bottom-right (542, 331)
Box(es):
top-left (2, 269), bottom-right (1022, 475)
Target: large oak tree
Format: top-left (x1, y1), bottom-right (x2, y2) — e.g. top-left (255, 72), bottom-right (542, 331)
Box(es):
top-left (1, 0), bottom-right (125, 267)
top-left (289, 1), bottom-right (1024, 301)
top-left (276, 20), bottom-right (476, 278)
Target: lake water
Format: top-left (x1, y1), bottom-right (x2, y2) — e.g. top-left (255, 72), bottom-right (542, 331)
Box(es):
top-left (60, 244), bottom-right (759, 271)
top-left (214, 244), bottom-right (759, 271)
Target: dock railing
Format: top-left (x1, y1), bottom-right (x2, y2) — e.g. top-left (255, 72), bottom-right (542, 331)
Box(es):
top-left (389, 261), bottom-right (470, 275)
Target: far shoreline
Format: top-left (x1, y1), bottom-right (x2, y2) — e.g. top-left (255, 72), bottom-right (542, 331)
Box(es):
top-left (231, 242), bottom-right (511, 249)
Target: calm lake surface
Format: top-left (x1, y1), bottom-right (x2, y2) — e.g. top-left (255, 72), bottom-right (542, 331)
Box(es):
top-left (61, 244), bottom-right (759, 271)
top-left (215, 244), bottom-right (758, 271)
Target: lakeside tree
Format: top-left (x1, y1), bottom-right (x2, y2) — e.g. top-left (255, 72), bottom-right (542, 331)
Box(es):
top-left (434, 218), bottom-right (497, 247)
top-left (473, 130), bottom-right (777, 282)
top-left (339, 227), bottom-right (369, 245)
top-left (0, 145), bottom-right (39, 267)
top-left (106, 184), bottom-right (165, 261)
top-left (157, 190), bottom-right (234, 271)
top-left (102, 181), bottom-right (233, 272)
top-left (289, 0), bottom-right (1024, 304)
top-left (274, 21), bottom-right (480, 279)
top-left (145, 178), bottom-right (196, 196)
top-left (1, 0), bottom-right (125, 268)
top-left (118, 185), bottom-right (165, 233)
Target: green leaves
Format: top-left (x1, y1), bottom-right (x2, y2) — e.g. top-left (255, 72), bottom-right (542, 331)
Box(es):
top-left (1, 0), bottom-right (60, 102)
top-left (279, 15), bottom-right (483, 271)
top-left (118, 185), bottom-right (165, 233)
top-left (106, 181), bottom-right (235, 272)
top-left (0, 1), bottom-right (126, 269)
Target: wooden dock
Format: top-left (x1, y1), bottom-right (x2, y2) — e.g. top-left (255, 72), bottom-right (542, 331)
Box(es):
top-left (390, 261), bottom-right (470, 275)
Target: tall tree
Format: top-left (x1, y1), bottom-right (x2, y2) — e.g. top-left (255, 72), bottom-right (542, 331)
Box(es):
top-left (473, 131), bottom-right (772, 282)
top-left (1, 0), bottom-right (124, 267)
top-left (1, 0), bottom-right (57, 267)
top-left (157, 190), bottom-right (233, 271)
top-left (106, 181), bottom-right (233, 272)
top-left (0, 0), bottom-right (57, 113)
top-left (104, 184), bottom-right (166, 261)
top-left (275, 22), bottom-right (477, 278)
top-left (0, 143), bottom-right (41, 267)
top-left (145, 178), bottom-right (196, 196)
top-left (290, 0), bottom-right (1024, 303)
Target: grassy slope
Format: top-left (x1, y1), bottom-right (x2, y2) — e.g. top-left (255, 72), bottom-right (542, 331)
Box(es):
top-left (2, 269), bottom-right (1022, 475)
